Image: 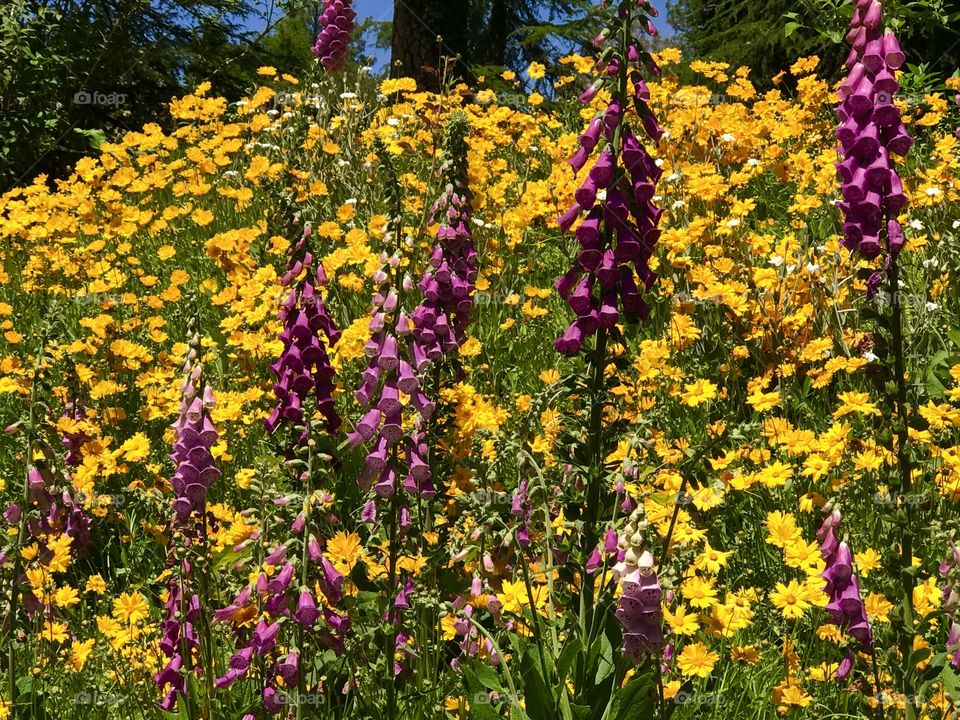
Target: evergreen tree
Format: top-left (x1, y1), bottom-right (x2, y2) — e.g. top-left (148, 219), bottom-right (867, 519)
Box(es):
top-left (668, 0), bottom-right (960, 86)
top-left (390, 0), bottom-right (601, 89)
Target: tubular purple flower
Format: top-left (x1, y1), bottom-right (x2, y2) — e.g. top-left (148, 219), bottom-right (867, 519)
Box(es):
top-left (615, 551), bottom-right (665, 661)
top-left (266, 224), bottom-right (341, 444)
top-left (835, 0), bottom-right (913, 267)
top-left (312, 0), bottom-right (356, 72)
top-left (817, 506), bottom-right (873, 655)
top-left (555, 1), bottom-right (663, 356)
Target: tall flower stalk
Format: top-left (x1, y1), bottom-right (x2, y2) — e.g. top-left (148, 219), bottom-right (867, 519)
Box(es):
top-left (218, 220), bottom-right (348, 717)
top-left (836, 0), bottom-right (916, 713)
top-left (554, 0), bottom-right (664, 676)
top-left (156, 324), bottom-right (220, 712)
top-left (354, 142), bottom-right (433, 720)
top-left (312, 0), bottom-right (356, 73)
top-left (264, 222), bottom-right (341, 444)
top-left (816, 505), bottom-right (876, 686)
top-left (352, 118), bottom-right (474, 720)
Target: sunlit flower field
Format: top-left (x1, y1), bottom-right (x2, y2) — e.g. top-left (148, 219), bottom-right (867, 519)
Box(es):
top-left (2, 2), bottom-right (960, 718)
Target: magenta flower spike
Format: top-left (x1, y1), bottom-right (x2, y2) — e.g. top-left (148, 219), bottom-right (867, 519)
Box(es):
top-left (615, 550), bottom-right (665, 661)
top-left (312, 0), bottom-right (356, 72)
top-left (835, 0), bottom-right (913, 273)
top-left (555, 1), bottom-right (663, 356)
top-left (266, 223), bottom-right (341, 444)
top-left (156, 336), bottom-right (220, 709)
top-left (817, 506), bottom-right (873, 655)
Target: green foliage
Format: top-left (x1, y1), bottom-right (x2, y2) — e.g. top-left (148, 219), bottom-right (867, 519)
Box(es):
top-left (668, 0), bottom-right (960, 85)
top-left (0, 0), bottom-right (324, 190)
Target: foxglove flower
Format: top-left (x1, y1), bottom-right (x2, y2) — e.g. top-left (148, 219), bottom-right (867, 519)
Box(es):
top-left (169, 350), bottom-right (220, 524)
top-left (312, 0), bottom-right (356, 72)
top-left (615, 550), bottom-right (665, 661)
top-left (156, 338), bottom-right (220, 709)
top-left (817, 507), bottom-right (873, 658)
top-left (213, 546), bottom-right (349, 709)
top-left (835, 0), bottom-right (913, 268)
top-left (157, 564), bottom-right (201, 710)
top-left (412, 113), bottom-right (477, 359)
top-left (265, 224), bottom-right (341, 442)
top-left (555, 1), bottom-right (664, 355)
top-left (940, 541), bottom-right (960, 667)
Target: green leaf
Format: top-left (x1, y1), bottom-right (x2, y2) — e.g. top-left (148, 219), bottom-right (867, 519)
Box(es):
top-left (942, 664), bottom-right (960, 699)
top-left (612, 674), bottom-right (656, 720)
top-left (519, 647), bottom-right (554, 720)
top-left (474, 662), bottom-right (505, 692)
top-left (593, 632), bottom-right (615, 686)
top-left (784, 21), bottom-right (801, 37)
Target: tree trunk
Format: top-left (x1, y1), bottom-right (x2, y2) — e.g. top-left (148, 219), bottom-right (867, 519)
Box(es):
top-left (484, 0), bottom-right (509, 66)
top-left (391, 0), bottom-right (442, 91)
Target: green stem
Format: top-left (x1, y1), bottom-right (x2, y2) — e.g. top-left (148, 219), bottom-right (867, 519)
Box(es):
top-left (888, 257), bottom-right (917, 720)
top-left (8, 332), bottom-right (46, 713)
top-left (385, 452), bottom-right (400, 720)
top-left (297, 430), bottom-right (315, 720)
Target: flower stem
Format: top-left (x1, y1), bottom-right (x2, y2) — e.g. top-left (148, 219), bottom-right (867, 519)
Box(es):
top-left (887, 256), bottom-right (917, 720)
